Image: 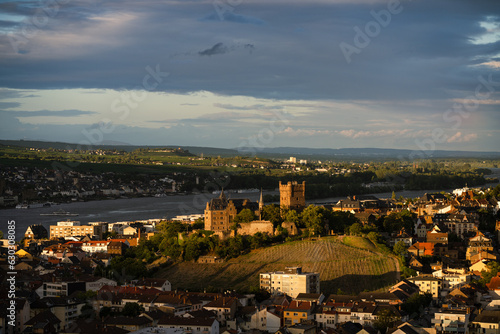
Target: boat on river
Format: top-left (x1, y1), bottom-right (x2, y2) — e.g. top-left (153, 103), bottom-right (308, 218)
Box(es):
top-left (40, 209), bottom-right (79, 216)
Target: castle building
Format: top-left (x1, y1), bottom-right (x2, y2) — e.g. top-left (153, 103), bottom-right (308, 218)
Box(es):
top-left (279, 181), bottom-right (306, 211)
top-left (204, 190), bottom-right (262, 232)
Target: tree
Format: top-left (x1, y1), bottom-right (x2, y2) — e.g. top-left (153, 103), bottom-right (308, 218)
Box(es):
top-left (99, 306), bottom-right (113, 319)
top-left (261, 204), bottom-right (282, 226)
top-left (373, 308), bottom-right (398, 332)
top-left (393, 241), bottom-right (407, 256)
top-left (79, 304), bottom-right (95, 319)
top-left (402, 293), bottom-right (432, 315)
top-left (480, 261), bottom-right (500, 285)
top-left (121, 302), bottom-right (144, 317)
top-left (382, 210), bottom-right (415, 233)
top-left (349, 223), bottom-right (363, 236)
top-left (234, 208), bottom-right (256, 224)
top-left (300, 205), bottom-right (324, 236)
top-left (284, 209), bottom-right (300, 224)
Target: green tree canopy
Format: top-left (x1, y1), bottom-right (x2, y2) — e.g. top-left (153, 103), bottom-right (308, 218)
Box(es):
top-left (349, 222), bottom-right (363, 236)
top-left (393, 240), bottom-right (408, 256)
top-left (234, 208), bottom-right (257, 224)
top-left (121, 302), bottom-right (144, 317)
top-left (262, 204), bottom-right (283, 226)
top-left (284, 209), bottom-right (301, 224)
top-left (300, 205), bottom-right (324, 236)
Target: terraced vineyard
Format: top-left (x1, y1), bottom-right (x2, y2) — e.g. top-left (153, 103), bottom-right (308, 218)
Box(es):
top-left (156, 236), bottom-right (398, 295)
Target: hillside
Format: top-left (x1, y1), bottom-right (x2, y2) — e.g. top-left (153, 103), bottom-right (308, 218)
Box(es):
top-left (155, 236), bottom-right (399, 295)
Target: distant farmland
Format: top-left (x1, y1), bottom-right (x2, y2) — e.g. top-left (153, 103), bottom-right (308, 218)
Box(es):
top-left (156, 236), bottom-right (399, 295)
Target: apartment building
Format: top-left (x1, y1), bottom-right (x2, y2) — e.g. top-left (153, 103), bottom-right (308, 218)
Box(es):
top-left (260, 267), bottom-right (320, 298)
top-left (49, 220), bottom-right (102, 239)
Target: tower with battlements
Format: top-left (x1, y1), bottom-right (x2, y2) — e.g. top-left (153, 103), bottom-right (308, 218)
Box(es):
top-left (279, 181), bottom-right (306, 211)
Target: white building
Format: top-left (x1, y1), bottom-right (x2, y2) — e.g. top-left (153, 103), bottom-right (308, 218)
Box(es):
top-left (432, 268), bottom-right (472, 293)
top-left (260, 267), bottom-right (320, 298)
top-left (82, 240), bottom-right (110, 253)
top-left (158, 317), bottom-right (219, 334)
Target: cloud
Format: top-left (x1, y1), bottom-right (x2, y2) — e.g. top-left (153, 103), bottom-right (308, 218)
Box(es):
top-left (0, 101), bottom-right (21, 109)
top-left (447, 132), bottom-right (478, 143)
top-left (337, 129), bottom-right (414, 139)
top-left (201, 11), bottom-right (264, 25)
top-left (213, 103), bottom-right (282, 111)
top-left (0, 0), bottom-right (499, 151)
top-left (8, 109), bottom-right (97, 118)
top-left (199, 43), bottom-right (228, 56)
top-left (279, 127), bottom-right (332, 137)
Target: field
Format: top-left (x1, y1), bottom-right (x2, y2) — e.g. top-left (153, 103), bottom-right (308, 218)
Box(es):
top-left (155, 236), bottom-right (399, 295)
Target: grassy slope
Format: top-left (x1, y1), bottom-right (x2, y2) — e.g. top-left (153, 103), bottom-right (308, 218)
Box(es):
top-left (155, 236), bottom-right (398, 295)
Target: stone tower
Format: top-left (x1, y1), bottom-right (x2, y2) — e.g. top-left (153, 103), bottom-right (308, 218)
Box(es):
top-left (279, 181), bottom-right (306, 211)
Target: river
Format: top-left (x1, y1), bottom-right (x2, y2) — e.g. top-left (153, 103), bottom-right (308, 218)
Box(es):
top-left (2, 167), bottom-right (498, 241)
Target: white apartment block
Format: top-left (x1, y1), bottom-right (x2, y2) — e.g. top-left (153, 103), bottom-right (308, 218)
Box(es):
top-left (50, 221), bottom-right (102, 239)
top-left (260, 267), bottom-right (320, 298)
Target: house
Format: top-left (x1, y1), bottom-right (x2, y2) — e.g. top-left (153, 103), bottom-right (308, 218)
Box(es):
top-left (470, 260), bottom-right (491, 276)
top-left (82, 240), bottom-right (109, 253)
top-left (260, 267), bottom-right (320, 298)
top-left (103, 316), bottom-right (153, 331)
top-left (426, 230), bottom-right (448, 245)
top-left (151, 293), bottom-right (202, 315)
top-left (390, 229), bottom-right (414, 247)
top-left (433, 307), bottom-right (471, 334)
top-left (25, 224), bottom-right (48, 239)
top-left (85, 277), bottom-right (117, 292)
top-left (287, 322), bottom-right (317, 334)
top-left (408, 243), bottom-right (435, 257)
top-left (107, 240), bottom-right (129, 255)
top-left (30, 296), bottom-right (87, 329)
top-left (470, 310), bottom-right (500, 334)
top-left (122, 226), bottom-right (138, 236)
top-left (60, 318), bottom-right (130, 334)
top-left (407, 275), bottom-right (442, 299)
top-left (390, 323), bottom-right (421, 334)
top-left (487, 274), bottom-right (500, 299)
top-left (158, 316), bottom-right (219, 334)
top-left (0, 299), bottom-right (31, 332)
top-left (24, 309), bottom-right (61, 333)
top-left (466, 232), bottom-right (494, 261)
top-left (134, 278), bottom-right (172, 291)
top-left (203, 297), bottom-right (239, 325)
top-left (433, 268), bottom-right (472, 292)
top-left (283, 300), bottom-right (315, 326)
top-left (38, 280), bottom-right (86, 298)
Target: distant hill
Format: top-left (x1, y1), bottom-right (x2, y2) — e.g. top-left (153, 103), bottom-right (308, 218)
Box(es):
top-left (155, 236), bottom-right (398, 295)
top-left (1, 139), bottom-right (499, 160)
top-left (237, 146), bottom-right (500, 160)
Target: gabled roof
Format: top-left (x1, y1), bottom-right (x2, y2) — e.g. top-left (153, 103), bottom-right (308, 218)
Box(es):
top-left (103, 316), bottom-right (152, 326)
top-left (487, 274), bottom-right (500, 291)
top-left (473, 310), bottom-right (500, 324)
top-left (135, 278), bottom-right (168, 287)
top-left (63, 319), bottom-right (130, 334)
top-left (25, 309), bottom-right (61, 326)
top-left (204, 296), bottom-right (238, 308)
top-left (158, 315), bottom-right (216, 326)
top-left (285, 300), bottom-right (315, 312)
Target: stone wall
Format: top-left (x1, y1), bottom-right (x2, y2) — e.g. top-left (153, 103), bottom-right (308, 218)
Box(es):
top-left (238, 220), bottom-right (274, 236)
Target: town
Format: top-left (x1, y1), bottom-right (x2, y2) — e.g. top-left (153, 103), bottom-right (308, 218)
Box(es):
top-left (1, 177), bottom-right (500, 334)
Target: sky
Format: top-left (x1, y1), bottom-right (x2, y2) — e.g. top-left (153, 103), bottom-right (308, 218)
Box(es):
top-left (0, 0), bottom-right (499, 152)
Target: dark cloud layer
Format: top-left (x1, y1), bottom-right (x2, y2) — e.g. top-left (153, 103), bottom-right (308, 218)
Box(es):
top-left (1, 0), bottom-right (499, 101)
top-left (0, 0), bottom-right (499, 150)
